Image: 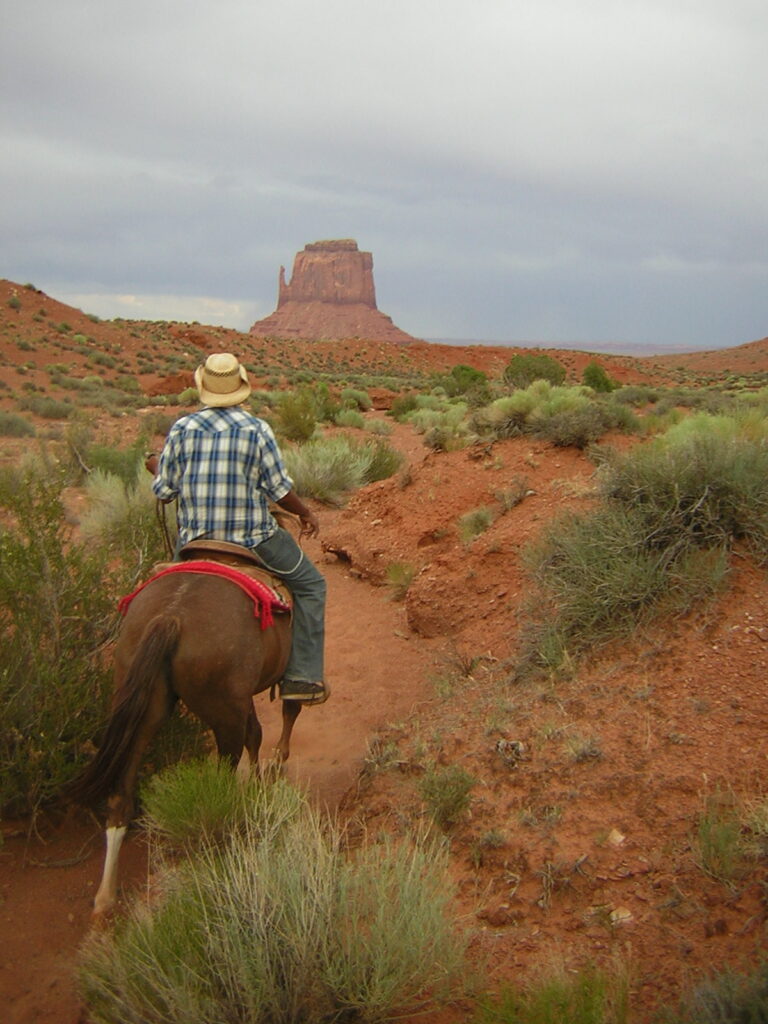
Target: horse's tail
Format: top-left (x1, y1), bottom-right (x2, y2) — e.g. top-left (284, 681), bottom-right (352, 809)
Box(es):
top-left (66, 616), bottom-right (181, 807)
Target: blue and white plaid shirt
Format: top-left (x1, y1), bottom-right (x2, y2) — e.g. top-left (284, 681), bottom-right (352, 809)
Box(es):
top-left (152, 407), bottom-right (293, 549)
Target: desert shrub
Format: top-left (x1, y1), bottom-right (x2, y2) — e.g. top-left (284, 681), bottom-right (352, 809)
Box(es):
top-left (409, 402), bottom-right (470, 450)
top-left (474, 963), bottom-right (629, 1024)
top-left (18, 395), bottom-right (74, 419)
top-left (334, 407), bottom-right (365, 429)
top-left (0, 411), bottom-right (35, 437)
top-left (365, 417), bottom-right (393, 436)
top-left (90, 352), bottom-right (116, 368)
top-left (87, 440), bottom-right (147, 488)
top-left (516, 419), bottom-right (768, 676)
top-left (495, 475), bottom-right (531, 511)
top-left (7, 294), bottom-right (21, 310)
top-left (471, 389), bottom-right (539, 439)
top-left (78, 465), bottom-right (169, 577)
top-left (612, 384), bottom-right (659, 406)
top-left (312, 381), bottom-right (342, 422)
top-left (140, 409), bottom-right (177, 438)
top-left (278, 388), bottom-right (317, 441)
top-left (419, 764), bottom-right (475, 830)
top-left (140, 759), bottom-right (306, 852)
top-left (385, 561), bottom-right (417, 600)
top-left (503, 353), bottom-right (566, 388)
top-left (78, 771), bottom-right (466, 1023)
top-left (458, 505), bottom-right (496, 545)
top-left (432, 364), bottom-right (491, 405)
top-left (389, 393), bottom-right (419, 420)
top-left (533, 402), bottom-right (609, 449)
top-left (472, 382), bottom-right (636, 447)
top-left (364, 437), bottom-right (405, 481)
top-left (283, 435), bottom-right (403, 504)
top-left (0, 463), bottom-right (117, 816)
top-left (665, 963), bottom-right (768, 1023)
top-left (582, 360), bottom-right (617, 392)
top-left (598, 426), bottom-right (768, 560)
top-left (695, 790), bottom-right (746, 884)
top-left (339, 386), bottom-right (372, 411)
top-left (519, 504), bottom-right (729, 675)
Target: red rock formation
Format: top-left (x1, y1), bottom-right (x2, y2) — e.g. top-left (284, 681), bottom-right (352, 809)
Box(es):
top-left (250, 240), bottom-right (418, 344)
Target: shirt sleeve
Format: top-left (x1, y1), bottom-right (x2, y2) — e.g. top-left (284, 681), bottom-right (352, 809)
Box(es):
top-left (254, 420), bottom-right (293, 502)
top-left (151, 428), bottom-right (181, 502)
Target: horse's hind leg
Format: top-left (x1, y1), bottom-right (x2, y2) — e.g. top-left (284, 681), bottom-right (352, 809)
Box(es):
top-left (94, 686), bottom-right (176, 916)
top-left (236, 704), bottom-right (263, 779)
top-left (275, 700), bottom-right (302, 763)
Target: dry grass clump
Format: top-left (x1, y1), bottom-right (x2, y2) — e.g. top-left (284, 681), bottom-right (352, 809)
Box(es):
top-left (78, 765), bottom-right (467, 1024)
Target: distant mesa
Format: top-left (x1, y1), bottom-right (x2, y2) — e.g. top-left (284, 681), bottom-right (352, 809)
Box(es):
top-left (249, 239), bottom-right (419, 344)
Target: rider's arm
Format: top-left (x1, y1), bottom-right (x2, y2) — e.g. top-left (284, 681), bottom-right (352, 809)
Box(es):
top-left (276, 490), bottom-right (320, 538)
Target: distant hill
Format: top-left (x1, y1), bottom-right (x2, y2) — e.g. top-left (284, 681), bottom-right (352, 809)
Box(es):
top-left (427, 337), bottom-right (744, 357)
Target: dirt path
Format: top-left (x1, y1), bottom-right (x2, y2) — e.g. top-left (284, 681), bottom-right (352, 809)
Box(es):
top-left (0, 531), bottom-right (444, 1024)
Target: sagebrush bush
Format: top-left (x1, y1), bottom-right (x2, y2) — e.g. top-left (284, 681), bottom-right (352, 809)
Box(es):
top-left (339, 386), bottom-right (372, 411)
top-left (78, 771), bottom-right (466, 1023)
top-left (18, 395), bottom-right (74, 419)
top-left (78, 463), bottom-right (169, 576)
top-left (503, 353), bottom-right (566, 388)
top-left (278, 388), bottom-right (317, 441)
top-left (598, 427), bottom-right (768, 560)
top-left (517, 419), bottom-right (768, 676)
top-left (0, 463), bottom-right (116, 816)
top-left (519, 504), bottom-right (729, 676)
top-left (334, 407), bottom-right (365, 429)
top-left (0, 411), bottom-right (35, 436)
top-left (283, 435), bottom-right (403, 504)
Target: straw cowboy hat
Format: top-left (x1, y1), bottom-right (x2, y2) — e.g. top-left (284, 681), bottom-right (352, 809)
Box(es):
top-left (194, 353), bottom-right (252, 407)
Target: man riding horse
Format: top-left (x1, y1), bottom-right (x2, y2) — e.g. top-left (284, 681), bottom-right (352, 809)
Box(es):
top-left (146, 352), bottom-right (328, 705)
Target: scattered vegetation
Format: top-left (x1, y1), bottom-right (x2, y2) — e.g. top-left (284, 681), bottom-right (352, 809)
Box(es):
top-left (474, 963), bottom-right (629, 1024)
top-left (78, 765), bottom-right (467, 1024)
top-left (665, 963), bottom-right (768, 1024)
top-left (458, 504), bottom-right (496, 545)
top-left (419, 764), bottom-right (475, 829)
top-left (517, 417), bottom-right (768, 676)
top-left (0, 463), bottom-right (115, 816)
top-left (384, 560), bottom-right (417, 600)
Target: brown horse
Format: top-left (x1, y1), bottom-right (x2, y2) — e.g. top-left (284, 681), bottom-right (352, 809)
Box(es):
top-left (68, 566), bottom-right (296, 915)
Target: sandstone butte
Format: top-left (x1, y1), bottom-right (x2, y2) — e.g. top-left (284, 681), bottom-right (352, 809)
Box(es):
top-left (249, 239), bottom-right (420, 344)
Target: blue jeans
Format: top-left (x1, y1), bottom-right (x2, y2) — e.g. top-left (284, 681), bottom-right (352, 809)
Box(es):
top-left (255, 528), bottom-right (326, 682)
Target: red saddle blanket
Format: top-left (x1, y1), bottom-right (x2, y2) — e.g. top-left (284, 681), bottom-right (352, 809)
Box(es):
top-left (118, 561), bottom-right (291, 630)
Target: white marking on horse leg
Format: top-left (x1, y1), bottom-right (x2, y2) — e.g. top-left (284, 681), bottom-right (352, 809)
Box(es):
top-left (93, 825), bottom-right (127, 916)
top-left (235, 746), bottom-right (253, 781)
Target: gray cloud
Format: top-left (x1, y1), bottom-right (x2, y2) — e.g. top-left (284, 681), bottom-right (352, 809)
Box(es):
top-left (2, 0), bottom-right (766, 347)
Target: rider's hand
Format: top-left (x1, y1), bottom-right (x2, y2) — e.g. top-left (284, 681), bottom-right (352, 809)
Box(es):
top-left (299, 511), bottom-right (320, 538)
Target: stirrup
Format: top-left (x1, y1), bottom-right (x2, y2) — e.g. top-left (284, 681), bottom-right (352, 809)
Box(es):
top-left (280, 679), bottom-right (330, 704)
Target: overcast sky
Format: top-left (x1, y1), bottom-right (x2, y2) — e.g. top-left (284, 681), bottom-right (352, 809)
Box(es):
top-left (2, 0), bottom-right (766, 351)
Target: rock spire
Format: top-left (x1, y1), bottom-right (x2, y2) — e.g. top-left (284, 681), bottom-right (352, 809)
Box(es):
top-left (250, 240), bottom-right (418, 343)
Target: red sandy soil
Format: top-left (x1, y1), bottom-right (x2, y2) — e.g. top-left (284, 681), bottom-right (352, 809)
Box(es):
top-left (2, 281), bottom-right (768, 1022)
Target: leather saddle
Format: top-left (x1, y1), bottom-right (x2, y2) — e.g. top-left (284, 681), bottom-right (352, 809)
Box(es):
top-left (153, 538), bottom-right (293, 611)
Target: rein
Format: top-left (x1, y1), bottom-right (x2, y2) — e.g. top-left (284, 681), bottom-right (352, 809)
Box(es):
top-left (155, 499), bottom-right (177, 560)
